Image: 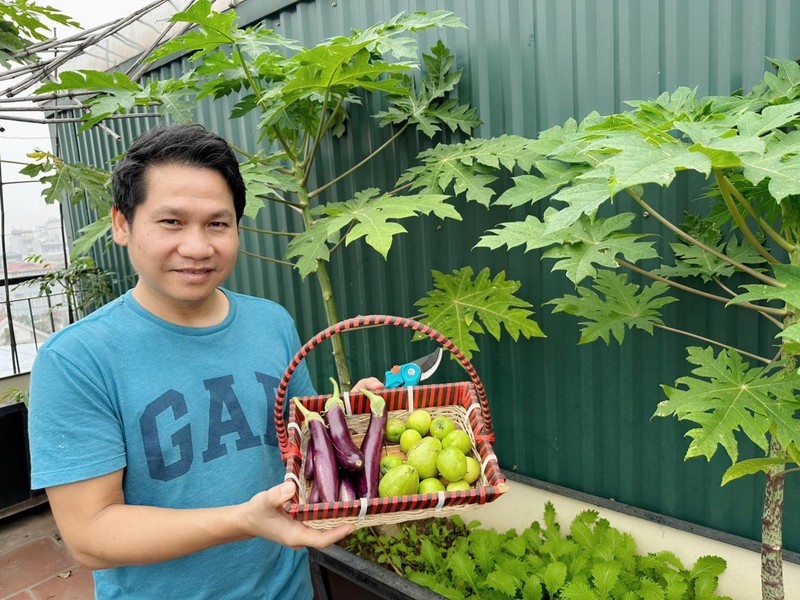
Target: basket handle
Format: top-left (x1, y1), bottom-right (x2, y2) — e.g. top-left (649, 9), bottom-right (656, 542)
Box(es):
top-left (274, 315), bottom-right (492, 457)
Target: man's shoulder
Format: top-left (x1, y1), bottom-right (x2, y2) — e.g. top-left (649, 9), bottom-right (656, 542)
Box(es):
top-left (227, 290), bottom-right (293, 321)
top-left (41, 295), bottom-right (129, 350)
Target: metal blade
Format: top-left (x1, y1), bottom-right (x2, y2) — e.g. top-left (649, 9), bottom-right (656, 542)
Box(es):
top-left (412, 348), bottom-right (443, 381)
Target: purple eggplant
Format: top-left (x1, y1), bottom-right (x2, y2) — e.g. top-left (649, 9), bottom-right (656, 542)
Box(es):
top-left (324, 378), bottom-right (365, 472)
top-left (309, 482), bottom-right (320, 504)
top-left (339, 471), bottom-right (357, 502)
top-left (356, 389), bottom-right (387, 499)
top-left (304, 435), bottom-right (315, 481)
top-left (294, 399), bottom-right (339, 502)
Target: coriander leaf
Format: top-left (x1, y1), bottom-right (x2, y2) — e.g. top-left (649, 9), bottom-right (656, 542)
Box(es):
top-left (543, 561), bottom-right (568, 595)
top-left (486, 568), bottom-right (520, 596)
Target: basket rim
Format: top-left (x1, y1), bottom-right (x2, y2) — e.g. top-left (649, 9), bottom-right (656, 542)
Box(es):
top-left (274, 315), bottom-right (494, 458)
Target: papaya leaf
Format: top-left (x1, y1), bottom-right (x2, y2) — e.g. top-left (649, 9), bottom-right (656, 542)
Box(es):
top-left (545, 180), bottom-right (611, 233)
top-left (541, 213), bottom-right (659, 285)
top-left (654, 346), bottom-right (800, 464)
top-left (475, 210), bottom-right (567, 253)
top-left (657, 233), bottom-right (766, 283)
top-left (721, 457), bottom-right (789, 485)
top-left (728, 264), bottom-right (800, 308)
top-left (547, 271), bottom-right (677, 345)
top-left (591, 134), bottom-right (712, 194)
top-left (70, 215), bottom-right (112, 259)
top-left (740, 130), bottom-right (800, 201)
top-left (415, 266), bottom-right (545, 359)
top-left (284, 225), bottom-right (334, 278)
top-left (494, 161), bottom-right (586, 208)
top-left (401, 135), bottom-right (545, 204)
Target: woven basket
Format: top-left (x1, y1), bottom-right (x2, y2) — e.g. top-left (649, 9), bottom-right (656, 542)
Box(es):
top-left (275, 315), bottom-right (508, 530)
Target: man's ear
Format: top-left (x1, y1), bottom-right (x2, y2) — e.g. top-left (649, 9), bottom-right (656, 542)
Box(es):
top-left (111, 206), bottom-right (130, 246)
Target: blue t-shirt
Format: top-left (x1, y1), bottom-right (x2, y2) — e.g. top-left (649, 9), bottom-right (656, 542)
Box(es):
top-left (28, 288), bottom-right (315, 600)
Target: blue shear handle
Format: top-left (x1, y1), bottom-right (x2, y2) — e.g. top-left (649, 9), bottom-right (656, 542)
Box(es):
top-left (384, 363), bottom-right (422, 388)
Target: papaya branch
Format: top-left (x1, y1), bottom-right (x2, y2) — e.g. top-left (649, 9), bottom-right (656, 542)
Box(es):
top-left (615, 258), bottom-right (787, 325)
top-left (239, 225), bottom-right (298, 237)
top-left (308, 121), bottom-right (411, 199)
top-left (0, 112), bottom-right (159, 125)
top-left (237, 248), bottom-right (294, 267)
top-left (228, 145), bottom-right (293, 175)
top-left (300, 89), bottom-right (342, 177)
top-left (328, 222), bottom-right (356, 256)
top-left (254, 193), bottom-right (304, 213)
top-left (626, 188), bottom-right (782, 287)
top-left (652, 322), bottom-right (772, 365)
top-left (720, 173), bottom-right (795, 253)
top-left (714, 169), bottom-right (779, 264)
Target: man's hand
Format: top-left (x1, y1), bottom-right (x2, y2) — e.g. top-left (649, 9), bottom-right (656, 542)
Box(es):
top-left (238, 482), bottom-right (353, 549)
top-left (352, 377), bottom-right (384, 393)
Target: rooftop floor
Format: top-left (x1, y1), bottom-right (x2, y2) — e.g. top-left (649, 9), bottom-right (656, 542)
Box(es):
top-left (0, 503), bottom-right (94, 600)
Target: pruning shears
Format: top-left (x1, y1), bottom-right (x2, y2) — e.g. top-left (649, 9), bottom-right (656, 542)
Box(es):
top-left (384, 348), bottom-right (443, 388)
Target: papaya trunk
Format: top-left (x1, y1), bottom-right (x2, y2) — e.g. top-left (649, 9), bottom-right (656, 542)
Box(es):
top-left (761, 438), bottom-right (785, 600)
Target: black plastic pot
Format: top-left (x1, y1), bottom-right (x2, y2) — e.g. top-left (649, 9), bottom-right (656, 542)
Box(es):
top-left (0, 402), bottom-right (46, 520)
top-left (309, 544), bottom-right (443, 600)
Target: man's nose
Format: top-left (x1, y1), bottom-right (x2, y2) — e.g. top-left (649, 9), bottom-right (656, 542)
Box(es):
top-left (177, 228), bottom-right (214, 258)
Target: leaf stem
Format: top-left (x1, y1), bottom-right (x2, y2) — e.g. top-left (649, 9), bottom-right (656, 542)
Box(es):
top-left (714, 169), bottom-right (778, 264)
top-left (238, 248), bottom-right (294, 267)
top-left (309, 122), bottom-right (411, 199)
top-left (721, 174), bottom-right (795, 253)
top-left (653, 323), bottom-right (772, 364)
top-left (615, 258), bottom-right (787, 321)
top-left (239, 225), bottom-right (298, 237)
top-left (256, 193), bottom-right (304, 213)
top-left (626, 188), bottom-right (782, 287)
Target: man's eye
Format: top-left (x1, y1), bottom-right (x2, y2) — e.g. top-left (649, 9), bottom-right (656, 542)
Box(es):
top-left (210, 222), bottom-right (230, 228)
top-left (161, 219), bottom-right (180, 226)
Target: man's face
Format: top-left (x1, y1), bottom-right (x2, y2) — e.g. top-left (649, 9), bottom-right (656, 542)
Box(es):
top-left (111, 163), bottom-right (240, 324)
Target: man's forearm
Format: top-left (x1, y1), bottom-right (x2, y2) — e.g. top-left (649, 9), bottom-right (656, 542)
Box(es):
top-left (71, 502), bottom-right (251, 570)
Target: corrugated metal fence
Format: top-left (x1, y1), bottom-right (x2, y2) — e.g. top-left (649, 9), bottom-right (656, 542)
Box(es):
top-left (56, 0), bottom-right (800, 549)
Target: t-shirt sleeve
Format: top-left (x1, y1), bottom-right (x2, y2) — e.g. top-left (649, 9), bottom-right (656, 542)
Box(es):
top-left (28, 345), bottom-right (126, 490)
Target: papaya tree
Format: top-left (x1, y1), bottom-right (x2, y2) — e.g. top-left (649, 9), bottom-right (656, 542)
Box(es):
top-left (402, 59), bottom-right (800, 599)
top-left (16, 1), bottom-right (543, 388)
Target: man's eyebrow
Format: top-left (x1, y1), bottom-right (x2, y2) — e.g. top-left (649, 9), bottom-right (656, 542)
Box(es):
top-left (151, 207), bottom-right (235, 219)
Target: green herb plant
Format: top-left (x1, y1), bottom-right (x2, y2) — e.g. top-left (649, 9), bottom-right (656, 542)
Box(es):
top-left (19, 1), bottom-right (542, 388)
top-left (344, 504), bottom-right (730, 600)
top-left (22, 254), bottom-right (116, 323)
top-left (404, 61), bottom-right (800, 599)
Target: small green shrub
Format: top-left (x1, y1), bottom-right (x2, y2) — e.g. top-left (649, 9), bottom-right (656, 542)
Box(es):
top-left (342, 502), bottom-right (731, 599)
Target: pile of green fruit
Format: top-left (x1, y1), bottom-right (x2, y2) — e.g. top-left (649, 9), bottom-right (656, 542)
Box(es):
top-left (377, 408), bottom-right (481, 498)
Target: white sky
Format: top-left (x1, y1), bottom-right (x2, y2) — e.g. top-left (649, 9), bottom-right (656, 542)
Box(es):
top-left (0, 0), bottom-right (153, 230)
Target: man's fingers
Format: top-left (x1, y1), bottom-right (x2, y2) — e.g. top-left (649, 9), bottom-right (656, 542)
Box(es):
top-left (302, 523), bottom-right (354, 548)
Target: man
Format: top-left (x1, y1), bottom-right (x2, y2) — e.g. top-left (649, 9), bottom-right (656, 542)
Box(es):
top-left (28, 124), bottom-right (379, 599)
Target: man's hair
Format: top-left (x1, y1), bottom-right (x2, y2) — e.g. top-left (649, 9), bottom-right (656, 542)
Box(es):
top-left (112, 123), bottom-right (246, 222)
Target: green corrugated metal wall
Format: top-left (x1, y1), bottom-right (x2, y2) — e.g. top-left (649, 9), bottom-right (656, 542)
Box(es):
top-left (56, 0), bottom-right (800, 549)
